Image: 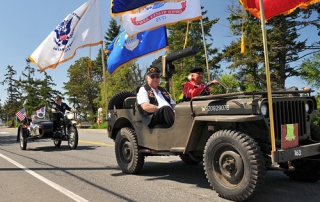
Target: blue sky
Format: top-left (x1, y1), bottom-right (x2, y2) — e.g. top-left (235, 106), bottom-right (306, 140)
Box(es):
top-left (0, 0), bottom-right (318, 105)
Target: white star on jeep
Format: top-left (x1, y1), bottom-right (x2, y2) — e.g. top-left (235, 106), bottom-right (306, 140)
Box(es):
top-left (108, 112), bottom-right (111, 119)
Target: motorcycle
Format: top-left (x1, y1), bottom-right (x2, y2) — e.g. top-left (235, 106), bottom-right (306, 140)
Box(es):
top-left (17, 104), bottom-right (79, 150)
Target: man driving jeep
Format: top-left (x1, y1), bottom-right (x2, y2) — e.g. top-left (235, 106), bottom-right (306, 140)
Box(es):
top-left (136, 66), bottom-right (176, 128)
top-left (183, 67), bottom-right (219, 100)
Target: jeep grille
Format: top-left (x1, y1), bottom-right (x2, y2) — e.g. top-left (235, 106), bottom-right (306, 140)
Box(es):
top-left (272, 100), bottom-right (306, 140)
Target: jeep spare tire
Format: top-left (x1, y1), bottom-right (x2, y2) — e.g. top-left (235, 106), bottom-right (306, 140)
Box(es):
top-left (108, 91), bottom-right (135, 110)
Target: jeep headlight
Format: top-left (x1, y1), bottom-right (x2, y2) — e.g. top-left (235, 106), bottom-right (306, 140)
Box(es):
top-left (261, 104), bottom-right (268, 116)
top-left (66, 112), bottom-right (74, 120)
top-left (305, 102), bottom-right (310, 113)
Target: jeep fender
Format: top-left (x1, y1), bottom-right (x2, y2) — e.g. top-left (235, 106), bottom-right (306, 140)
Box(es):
top-left (184, 115), bottom-right (263, 153)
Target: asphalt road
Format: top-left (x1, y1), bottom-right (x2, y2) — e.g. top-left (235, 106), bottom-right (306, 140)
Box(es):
top-left (0, 128), bottom-right (319, 202)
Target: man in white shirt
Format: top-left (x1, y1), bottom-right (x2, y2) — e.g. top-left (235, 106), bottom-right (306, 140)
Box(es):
top-left (137, 66), bottom-right (176, 128)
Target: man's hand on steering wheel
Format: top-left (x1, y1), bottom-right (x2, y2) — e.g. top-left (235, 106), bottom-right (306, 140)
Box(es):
top-left (199, 79), bottom-right (219, 95)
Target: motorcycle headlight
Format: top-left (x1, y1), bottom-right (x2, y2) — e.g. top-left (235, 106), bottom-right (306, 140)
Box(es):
top-left (261, 104), bottom-right (268, 116)
top-left (66, 113), bottom-right (74, 120)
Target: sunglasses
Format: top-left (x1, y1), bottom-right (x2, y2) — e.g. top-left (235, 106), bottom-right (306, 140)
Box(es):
top-left (150, 74), bottom-right (160, 79)
top-left (55, 99), bottom-right (60, 101)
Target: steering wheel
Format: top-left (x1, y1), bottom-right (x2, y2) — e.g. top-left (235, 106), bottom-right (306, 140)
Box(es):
top-left (199, 83), bottom-right (214, 96)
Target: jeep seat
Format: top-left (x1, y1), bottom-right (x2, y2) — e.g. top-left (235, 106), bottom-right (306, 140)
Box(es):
top-left (123, 97), bottom-right (136, 109)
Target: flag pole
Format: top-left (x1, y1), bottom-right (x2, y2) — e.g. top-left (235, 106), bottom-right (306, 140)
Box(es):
top-left (200, 19), bottom-right (210, 82)
top-left (97, 0), bottom-right (108, 118)
top-left (258, 0), bottom-right (277, 166)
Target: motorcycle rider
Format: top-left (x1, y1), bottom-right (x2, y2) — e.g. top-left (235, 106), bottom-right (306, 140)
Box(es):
top-left (51, 95), bottom-right (76, 134)
top-left (52, 95), bottom-right (73, 113)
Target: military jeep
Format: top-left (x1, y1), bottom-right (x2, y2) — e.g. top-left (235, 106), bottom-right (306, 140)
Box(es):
top-left (106, 47), bottom-right (320, 201)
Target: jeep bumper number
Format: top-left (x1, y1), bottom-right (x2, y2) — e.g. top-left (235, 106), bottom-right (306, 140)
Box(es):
top-left (274, 142), bottom-right (320, 163)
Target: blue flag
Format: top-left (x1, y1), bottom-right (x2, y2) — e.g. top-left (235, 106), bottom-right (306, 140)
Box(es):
top-left (106, 26), bottom-right (168, 74)
top-left (111, 0), bottom-right (164, 16)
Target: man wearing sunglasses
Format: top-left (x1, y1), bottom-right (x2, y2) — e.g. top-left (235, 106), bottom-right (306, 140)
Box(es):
top-left (137, 66), bottom-right (176, 128)
top-left (52, 95), bottom-right (74, 114)
top-left (183, 67), bottom-right (219, 101)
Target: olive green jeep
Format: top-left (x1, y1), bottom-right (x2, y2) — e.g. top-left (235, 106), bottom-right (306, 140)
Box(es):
top-left (106, 47), bottom-right (320, 201)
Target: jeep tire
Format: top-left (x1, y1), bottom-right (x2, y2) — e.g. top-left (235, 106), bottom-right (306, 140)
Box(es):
top-left (115, 127), bottom-right (145, 174)
top-left (179, 154), bottom-right (201, 165)
top-left (203, 129), bottom-right (266, 201)
top-left (108, 91), bottom-right (135, 110)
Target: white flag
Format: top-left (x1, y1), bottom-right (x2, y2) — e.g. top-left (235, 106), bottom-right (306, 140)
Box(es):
top-left (29, 0), bottom-right (103, 71)
top-left (120, 0), bottom-right (202, 36)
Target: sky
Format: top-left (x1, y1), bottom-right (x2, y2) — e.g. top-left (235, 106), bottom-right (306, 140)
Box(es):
top-left (0, 0), bottom-right (318, 106)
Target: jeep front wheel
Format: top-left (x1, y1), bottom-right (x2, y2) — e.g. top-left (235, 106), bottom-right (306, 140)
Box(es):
top-left (115, 127), bottom-right (145, 174)
top-left (203, 129), bottom-right (266, 201)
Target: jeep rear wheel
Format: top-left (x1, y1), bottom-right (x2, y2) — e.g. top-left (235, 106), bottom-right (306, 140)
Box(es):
top-left (115, 127), bottom-right (145, 174)
top-left (179, 154), bottom-right (201, 165)
top-left (203, 129), bottom-right (265, 201)
top-left (310, 124), bottom-right (320, 141)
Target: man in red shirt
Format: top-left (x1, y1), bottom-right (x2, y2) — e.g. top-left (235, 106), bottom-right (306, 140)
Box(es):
top-left (183, 67), bottom-right (219, 100)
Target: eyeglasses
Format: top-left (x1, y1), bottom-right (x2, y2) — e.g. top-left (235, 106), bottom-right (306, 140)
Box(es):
top-left (55, 99), bottom-right (60, 101)
top-left (150, 74), bottom-right (160, 79)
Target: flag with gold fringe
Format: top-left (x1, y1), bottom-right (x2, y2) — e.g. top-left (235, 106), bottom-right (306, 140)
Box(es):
top-left (110, 0), bottom-right (166, 17)
top-left (239, 0), bottom-right (320, 21)
top-left (120, 0), bottom-right (202, 36)
top-left (29, 0), bottom-right (103, 72)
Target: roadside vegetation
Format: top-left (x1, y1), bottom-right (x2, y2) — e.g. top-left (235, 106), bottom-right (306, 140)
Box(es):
top-left (1, 2), bottom-right (320, 128)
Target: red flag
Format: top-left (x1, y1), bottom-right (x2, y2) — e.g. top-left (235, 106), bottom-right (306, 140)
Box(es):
top-left (240, 0), bottom-right (320, 20)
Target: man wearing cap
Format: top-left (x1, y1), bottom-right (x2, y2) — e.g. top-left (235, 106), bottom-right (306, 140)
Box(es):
top-left (183, 67), bottom-right (219, 100)
top-left (137, 66), bottom-right (176, 128)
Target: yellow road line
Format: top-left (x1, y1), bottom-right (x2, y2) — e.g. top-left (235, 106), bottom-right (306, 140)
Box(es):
top-left (79, 140), bottom-right (114, 147)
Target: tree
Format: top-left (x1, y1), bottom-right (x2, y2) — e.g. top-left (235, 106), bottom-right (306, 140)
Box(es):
top-left (104, 18), bottom-right (121, 49)
top-left (221, 2), bottom-right (320, 91)
top-left (64, 57), bottom-right (101, 123)
top-left (17, 59), bottom-right (61, 115)
top-left (299, 52), bottom-right (320, 89)
top-left (1, 65), bottom-right (21, 126)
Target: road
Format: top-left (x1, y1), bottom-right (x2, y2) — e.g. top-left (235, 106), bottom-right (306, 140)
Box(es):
top-left (0, 128), bottom-right (319, 202)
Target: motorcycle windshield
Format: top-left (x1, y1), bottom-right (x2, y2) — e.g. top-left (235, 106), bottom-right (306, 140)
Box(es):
top-left (31, 110), bottom-right (50, 122)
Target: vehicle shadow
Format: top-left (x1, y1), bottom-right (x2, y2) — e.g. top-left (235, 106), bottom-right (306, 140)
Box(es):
top-left (26, 145), bottom-right (99, 152)
top-left (0, 135), bottom-right (18, 145)
top-left (130, 160), bottom-right (320, 202)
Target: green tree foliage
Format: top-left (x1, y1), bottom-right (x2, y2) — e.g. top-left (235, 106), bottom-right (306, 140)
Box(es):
top-left (167, 5), bottom-right (220, 100)
top-left (221, 2), bottom-right (320, 91)
top-left (64, 57), bottom-right (101, 123)
top-left (212, 73), bottom-right (240, 94)
top-left (299, 52), bottom-right (320, 89)
top-left (104, 18), bottom-right (121, 49)
top-left (1, 65), bottom-right (20, 125)
top-left (18, 59), bottom-right (61, 116)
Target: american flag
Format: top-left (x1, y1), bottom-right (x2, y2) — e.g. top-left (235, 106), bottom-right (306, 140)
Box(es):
top-left (15, 108), bottom-right (26, 121)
